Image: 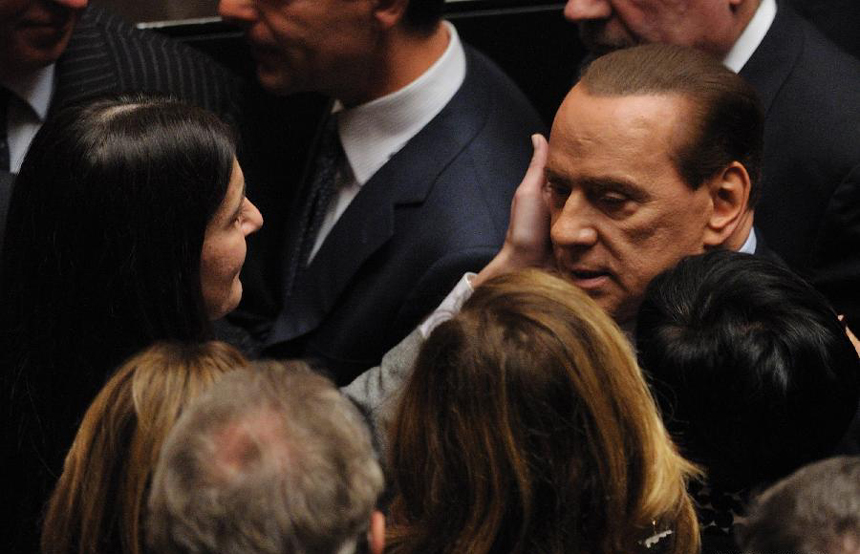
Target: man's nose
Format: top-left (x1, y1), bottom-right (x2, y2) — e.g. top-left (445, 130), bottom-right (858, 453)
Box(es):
top-left (218, 0), bottom-right (257, 25)
top-left (564, 0), bottom-right (613, 22)
top-left (550, 193), bottom-right (599, 248)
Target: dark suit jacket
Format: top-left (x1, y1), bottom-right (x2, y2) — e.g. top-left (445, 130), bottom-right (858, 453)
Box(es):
top-left (52, 5), bottom-right (241, 120)
top-left (740, 2), bottom-right (860, 326)
top-left (235, 46), bottom-right (545, 384)
top-left (0, 170), bottom-right (12, 251)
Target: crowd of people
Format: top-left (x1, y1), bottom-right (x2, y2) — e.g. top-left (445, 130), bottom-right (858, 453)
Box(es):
top-left (1, 0), bottom-right (859, 553)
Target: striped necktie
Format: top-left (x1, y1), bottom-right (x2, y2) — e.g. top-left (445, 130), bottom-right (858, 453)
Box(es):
top-left (284, 114), bottom-right (344, 296)
top-left (0, 88), bottom-right (10, 172)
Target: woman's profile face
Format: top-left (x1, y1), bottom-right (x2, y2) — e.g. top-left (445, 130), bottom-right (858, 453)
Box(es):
top-left (200, 159), bottom-right (263, 320)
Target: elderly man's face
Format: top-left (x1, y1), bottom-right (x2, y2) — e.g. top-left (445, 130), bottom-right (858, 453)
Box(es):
top-left (218, 0), bottom-right (378, 102)
top-left (545, 85), bottom-right (714, 325)
top-left (0, 0), bottom-right (87, 79)
top-left (563, 0), bottom-right (737, 56)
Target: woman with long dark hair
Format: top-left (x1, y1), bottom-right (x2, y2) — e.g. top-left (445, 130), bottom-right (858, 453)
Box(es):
top-left (0, 95), bottom-right (262, 550)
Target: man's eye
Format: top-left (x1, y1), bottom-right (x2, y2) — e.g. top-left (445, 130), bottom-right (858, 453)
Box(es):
top-left (600, 192), bottom-right (627, 205)
top-left (545, 182), bottom-right (571, 199)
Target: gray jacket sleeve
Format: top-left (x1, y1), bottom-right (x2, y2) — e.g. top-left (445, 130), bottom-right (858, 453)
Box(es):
top-left (341, 327), bottom-right (424, 449)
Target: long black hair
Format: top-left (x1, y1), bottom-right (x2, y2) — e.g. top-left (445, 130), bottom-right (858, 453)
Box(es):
top-left (0, 94), bottom-right (236, 550)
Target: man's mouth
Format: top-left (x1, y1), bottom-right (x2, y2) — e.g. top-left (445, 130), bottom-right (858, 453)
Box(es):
top-left (568, 268), bottom-right (611, 289)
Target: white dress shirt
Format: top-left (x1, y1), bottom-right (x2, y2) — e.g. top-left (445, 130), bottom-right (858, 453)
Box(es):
top-left (723, 0), bottom-right (777, 73)
top-left (2, 65), bottom-right (55, 173)
top-left (307, 21), bottom-right (467, 263)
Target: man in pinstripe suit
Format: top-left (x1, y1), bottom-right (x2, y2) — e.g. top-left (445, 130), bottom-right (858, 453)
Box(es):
top-left (1, 0), bottom-right (241, 174)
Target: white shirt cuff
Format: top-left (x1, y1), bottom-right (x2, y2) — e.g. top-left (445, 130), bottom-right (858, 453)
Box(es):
top-left (418, 272), bottom-right (476, 338)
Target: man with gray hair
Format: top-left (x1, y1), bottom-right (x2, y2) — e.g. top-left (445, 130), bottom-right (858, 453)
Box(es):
top-left (736, 456), bottom-right (860, 554)
top-left (147, 361), bottom-right (385, 554)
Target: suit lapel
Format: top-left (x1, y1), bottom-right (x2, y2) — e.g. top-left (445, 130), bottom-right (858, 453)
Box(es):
top-left (51, 7), bottom-right (120, 114)
top-left (268, 48), bottom-right (490, 342)
top-left (739, 3), bottom-right (804, 116)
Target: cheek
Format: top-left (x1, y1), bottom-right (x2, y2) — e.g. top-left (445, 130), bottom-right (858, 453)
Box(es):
top-left (200, 234), bottom-right (247, 317)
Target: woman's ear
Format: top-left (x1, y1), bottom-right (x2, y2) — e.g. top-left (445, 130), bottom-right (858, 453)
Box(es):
top-left (702, 161), bottom-right (752, 247)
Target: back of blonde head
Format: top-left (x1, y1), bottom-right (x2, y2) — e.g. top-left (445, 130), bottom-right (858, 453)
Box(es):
top-left (41, 341), bottom-right (248, 554)
top-left (387, 269), bottom-right (700, 554)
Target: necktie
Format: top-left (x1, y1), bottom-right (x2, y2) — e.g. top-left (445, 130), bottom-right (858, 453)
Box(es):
top-left (285, 114), bottom-right (344, 296)
top-left (0, 88), bottom-right (10, 172)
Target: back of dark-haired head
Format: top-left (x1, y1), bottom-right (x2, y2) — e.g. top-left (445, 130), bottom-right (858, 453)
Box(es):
top-left (0, 94), bottom-right (236, 550)
top-left (147, 361), bottom-right (384, 554)
top-left (402, 0), bottom-right (445, 35)
top-left (636, 250), bottom-right (860, 491)
top-left (737, 456), bottom-right (860, 554)
top-left (387, 269), bottom-right (699, 554)
top-left (580, 43), bottom-right (764, 207)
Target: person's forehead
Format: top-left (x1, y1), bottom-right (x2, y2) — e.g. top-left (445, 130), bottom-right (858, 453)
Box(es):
top-left (547, 87), bottom-right (691, 180)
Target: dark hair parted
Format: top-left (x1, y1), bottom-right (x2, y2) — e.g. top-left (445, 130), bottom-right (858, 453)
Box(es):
top-left (0, 94), bottom-right (237, 546)
top-left (403, 0), bottom-right (445, 35)
top-left (387, 269), bottom-right (700, 554)
top-left (580, 43), bottom-right (764, 207)
top-left (636, 250), bottom-right (860, 491)
top-left (736, 456), bottom-right (860, 554)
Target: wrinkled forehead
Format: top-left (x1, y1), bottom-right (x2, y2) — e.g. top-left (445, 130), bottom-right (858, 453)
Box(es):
top-left (549, 85), bottom-right (695, 166)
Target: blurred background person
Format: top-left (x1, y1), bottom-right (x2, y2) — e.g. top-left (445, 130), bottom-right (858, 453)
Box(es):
top-left (636, 250), bottom-right (860, 552)
top-left (41, 341), bottom-right (248, 554)
top-left (385, 269), bottom-right (700, 554)
top-left (147, 361), bottom-right (385, 554)
top-left (0, 94), bottom-right (262, 550)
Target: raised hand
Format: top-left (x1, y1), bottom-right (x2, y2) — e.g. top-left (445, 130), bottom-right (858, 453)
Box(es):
top-left (474, 134), bottom-right (553, 287)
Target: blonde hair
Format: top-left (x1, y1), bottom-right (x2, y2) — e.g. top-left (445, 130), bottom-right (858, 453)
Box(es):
top-left (41, 341), bottom-right (248, 554)
top-left (387, 269), bottom-right (700, 554)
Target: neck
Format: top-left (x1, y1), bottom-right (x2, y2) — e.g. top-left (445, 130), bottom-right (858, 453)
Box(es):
top-left (708, 0), bottom-right (762, 58)
top-left (338, 23), bottom-right (450, 108)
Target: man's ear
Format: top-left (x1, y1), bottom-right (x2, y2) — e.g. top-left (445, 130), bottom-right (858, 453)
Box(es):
top-left (369, 510), bottom-right (385, 554)
top-left (702, 161), bottom-right (752, 247)
top-left (371, 0), bottom-right (408, 29)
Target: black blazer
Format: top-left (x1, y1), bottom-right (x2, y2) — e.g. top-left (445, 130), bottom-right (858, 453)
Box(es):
top-left (52, 5), bottom-right (241, 120)
top-left (740, 2), bottom-right (860, 326)
top-left (235, 46), bottom-right (545, 384)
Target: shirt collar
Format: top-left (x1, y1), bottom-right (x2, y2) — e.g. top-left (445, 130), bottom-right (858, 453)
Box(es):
top-left (723, 0), bottom-right (777, 73)
top-left (334, 21), bottom-right (467, 185)
top-left (738, 227), bottom-right (757, 254)
top-left (1, 63), bottom-right (55, 121)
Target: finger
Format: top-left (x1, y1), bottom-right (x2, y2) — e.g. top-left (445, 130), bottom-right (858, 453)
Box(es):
top-left (521, 133), bottom-right (548, 193)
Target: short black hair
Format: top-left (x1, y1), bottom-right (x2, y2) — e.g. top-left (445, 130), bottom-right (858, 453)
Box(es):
top-left (403, 0), bottom-right (445, 35)
top-left (636, 250), bottom-right (860, 490)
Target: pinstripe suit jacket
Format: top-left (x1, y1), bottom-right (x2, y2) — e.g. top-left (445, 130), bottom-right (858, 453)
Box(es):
top-left (52, 5), bottom-right (241, 122)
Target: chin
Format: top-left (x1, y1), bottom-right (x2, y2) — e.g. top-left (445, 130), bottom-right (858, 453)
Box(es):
top-left (256, 65), bottom-right (296, 96)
